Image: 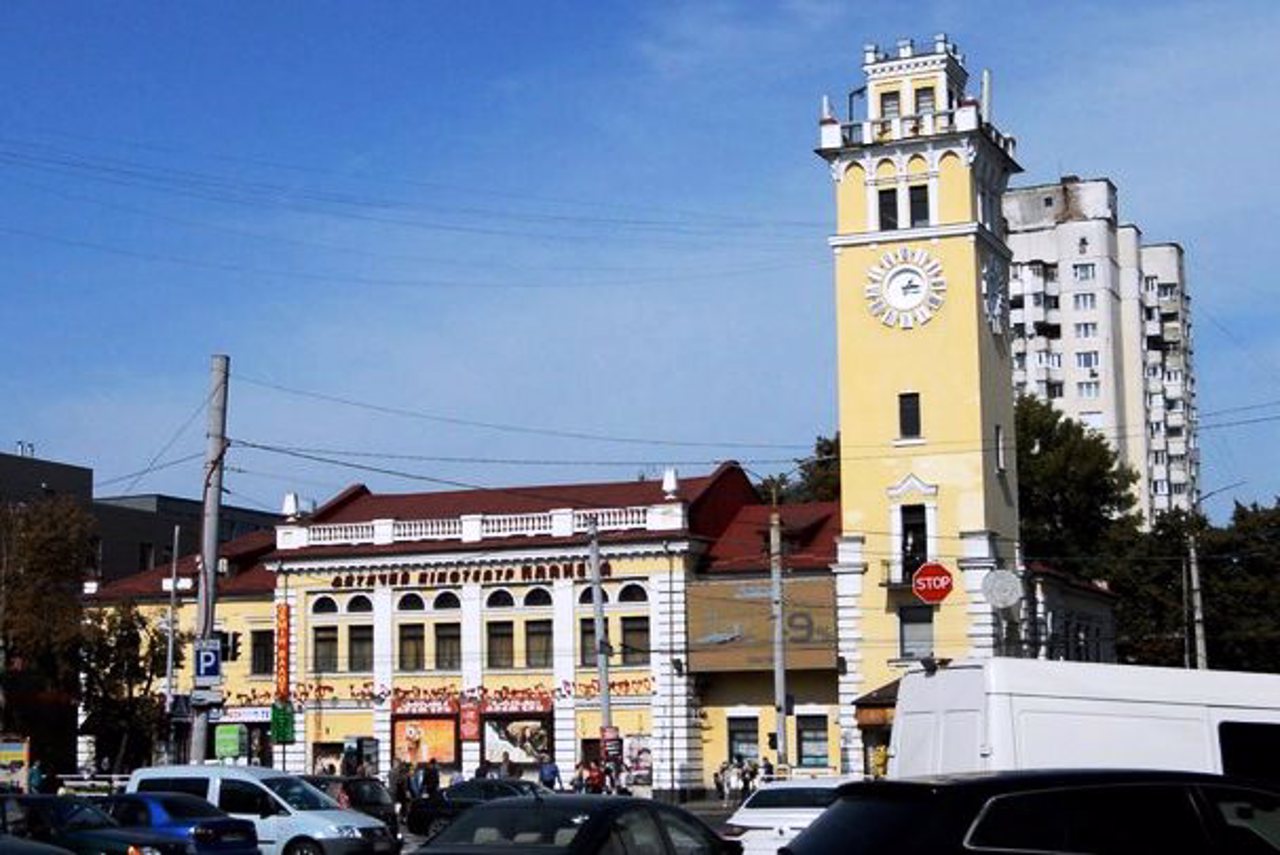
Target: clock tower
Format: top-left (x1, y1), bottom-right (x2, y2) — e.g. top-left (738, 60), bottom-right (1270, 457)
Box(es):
top-left (816, 35), bottom-right (1022, 771)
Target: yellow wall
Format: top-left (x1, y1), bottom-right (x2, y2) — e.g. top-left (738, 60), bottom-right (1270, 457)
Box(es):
top-left (697, 671), bottom-right (840, 783)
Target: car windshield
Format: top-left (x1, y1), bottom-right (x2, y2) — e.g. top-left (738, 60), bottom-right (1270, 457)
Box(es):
top-left (509, 781), bottom-right (550, 796)
top-left (48, 799), bottom-right (117, 831)
top-left (743, 788), bottom-right (838, 810)
top-left (350, 780), bottom-right (393, 806)
top-left (158, 795), bottom-right (225, 819)
top-left (261, 777), bottom-right (339, 811)
top-left (431, 802), bottom-right (591, 849)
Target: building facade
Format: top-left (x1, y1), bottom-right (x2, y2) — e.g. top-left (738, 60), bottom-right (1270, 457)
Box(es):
top-left (815, 34), bottom-right (1024, 771)
top-left (1003, 177), bottom-right (1199, 521)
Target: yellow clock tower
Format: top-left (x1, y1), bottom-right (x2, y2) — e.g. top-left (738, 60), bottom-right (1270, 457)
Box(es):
top-left (816, 35), bottom-right (1022, 771)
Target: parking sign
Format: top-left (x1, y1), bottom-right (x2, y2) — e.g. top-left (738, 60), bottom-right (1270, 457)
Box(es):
top-left (194, 639), bottom-right (222, 688)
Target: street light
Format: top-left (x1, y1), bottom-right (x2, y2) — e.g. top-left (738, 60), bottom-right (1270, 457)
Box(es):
top-left (1186, 480), bottom-right (1245, 670)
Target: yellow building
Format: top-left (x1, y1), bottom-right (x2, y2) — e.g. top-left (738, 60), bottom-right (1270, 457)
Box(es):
top-left (816, 34), bottom-right (1023, 772)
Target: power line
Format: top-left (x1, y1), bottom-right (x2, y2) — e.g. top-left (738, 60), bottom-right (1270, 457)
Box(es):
top-left (94, 452), bottom-right (205, 490)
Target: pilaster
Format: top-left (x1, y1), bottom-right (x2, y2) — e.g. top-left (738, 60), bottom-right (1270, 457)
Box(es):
top-left (833, 535), bottom-right (867, 776)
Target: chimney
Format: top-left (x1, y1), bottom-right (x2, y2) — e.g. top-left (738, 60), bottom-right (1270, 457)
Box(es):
top-left (662, 467), bottom-right (679, 501)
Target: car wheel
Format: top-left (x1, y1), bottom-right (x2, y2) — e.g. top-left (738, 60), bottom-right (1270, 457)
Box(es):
top-left (286, 839), bottom-right (324, 855)
top-left (426, 816), bottom-right (451, 839)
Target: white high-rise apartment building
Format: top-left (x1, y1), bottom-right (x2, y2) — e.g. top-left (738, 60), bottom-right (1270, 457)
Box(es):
top-left (1003, 177), bottom-right (1198, 523)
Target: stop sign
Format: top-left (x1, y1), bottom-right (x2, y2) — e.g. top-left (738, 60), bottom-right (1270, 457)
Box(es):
top-left (912, 562), bottom-right (954, 604)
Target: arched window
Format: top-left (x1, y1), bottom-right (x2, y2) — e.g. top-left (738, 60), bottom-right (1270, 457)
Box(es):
top-left (579, 587), bottom-right (609, 605)
top-left (348, 594), bottom-right (373, 613)
top-left (398, 593), bottom-right (425, 611)
top-left (486, 589), bottom-right (514, 608)
top-left (312, 596), bottom-right (338, 614)
top-left (618, 583), bottom-right (648, 603)
top-left (433, 591), bottom-right (461, 610)
top-left (524, 587), bottom-right (552, 607)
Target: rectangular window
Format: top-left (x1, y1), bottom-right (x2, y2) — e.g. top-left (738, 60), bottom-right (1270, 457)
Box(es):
top-left (1158, 282), bottom-right (1178, 298)
top-left (399, 624), bottom-right (425, 671)
top-left (525, 619), bottom-right (553, 669)
top-left (1045, 264), bottom-right (1059, 282)
top-left (1144, 275), bottom-right (1158, 292)
top-left (1074, 322), bottom-right (1098, 338)
top-left (899, 605), bottom-right (934, 659)
top-left (250, 630), bottom-right (274, 676)
top-left (909, 185), bottom-right (929, 227)
top-left (313, 626), bottom-right (338, 673)
top-left (796, 716), bottom-right (829, 768)
top-left (435, 622), bottom-right (461, 670)
top-left (1073, 292), bottom-right (1097, 311)
top-left (1073, 263), bottom-right (1096, 282)
top-left (1045, 295), bottom-right (1060, 310)
top-left (901, 504), bottom-right (927, 577)
top-left (621, 617), bottom-right (650, 666)
top-left (880, 90), bottom-right (900, 118)
top-left (349, 625), bottom-right (373, 672)
top-left (580, 618), bottom-right (597, 667)
top-left (487, 621), bottom-right (514, 669)
top-left (878, 188), bottom-right (898, 230)
top-left (1152, 451), bottom-right (1167, 465)
top-left (995, 424), bottom-right (1006, 473)
top-left (1077, 381), bottom-right (1101, 399)
top-left (1013, 353), bottom-right (1026, 370)
top-left (1031, 292), bottom-right (1043, 307)
top-left (898, 392), bottom-right (921, 439)
top-left (914, 87), bottom-right (935, 114)
top-left (1076, 351), bottom-right (1099, 369)
top-left (728, 718), bottom-right (759, 764)
top-left (1047, 382), bottom-right (1064, 399)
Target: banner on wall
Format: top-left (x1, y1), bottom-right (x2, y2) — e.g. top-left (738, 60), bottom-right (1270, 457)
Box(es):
top-left (393, 718), bottom-right (457, 765)
top-left (483, 718), bottom-right (551, 764)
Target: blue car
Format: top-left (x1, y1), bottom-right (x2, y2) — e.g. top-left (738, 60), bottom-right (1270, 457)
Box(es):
top-left (96, 792), bottom-right (259, 855)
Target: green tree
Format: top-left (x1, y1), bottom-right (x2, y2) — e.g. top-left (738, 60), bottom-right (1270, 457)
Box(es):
top-left (760, 434), bottom-right (840, 504)
top-left (1107, 509), bottom-right (1194, 666)
top-left (1200, 501), bottom-right (1280, 672)
top-left (1015, 395), bottom-right (1141, 576)
top-left (0, 495), bottom-right (95, 769)
top-left (80, 601), bottom-right (180, 772)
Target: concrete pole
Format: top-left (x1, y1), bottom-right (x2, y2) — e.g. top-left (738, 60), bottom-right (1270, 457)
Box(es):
top-left (190, 354), bottom-right (229, 763)
top-left (165, 524), bottom-right (179, 762)
top-left (588, 518), bottom-right (611, 730)
top-left (771, 509), bottom-right (788, 769)
top-left (1188, 532), bottom-right (1208, 670)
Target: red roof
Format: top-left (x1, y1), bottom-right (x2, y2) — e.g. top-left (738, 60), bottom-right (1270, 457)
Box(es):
top-left (91, 529), bottom-right (277, 602)
top-left (310, 465), bottom-right (742, 524)
top-left (703, 501), bottom-right (839, 572)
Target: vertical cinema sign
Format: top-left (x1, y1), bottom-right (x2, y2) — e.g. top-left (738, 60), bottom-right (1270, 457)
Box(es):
top-left (275, 603), bottom-right (290, 699)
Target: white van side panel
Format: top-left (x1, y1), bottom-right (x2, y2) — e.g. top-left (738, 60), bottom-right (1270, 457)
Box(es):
top-left (1008, 698), bottom-right (1212, 772)
top-left (889, 668), bottom-right (986, 777)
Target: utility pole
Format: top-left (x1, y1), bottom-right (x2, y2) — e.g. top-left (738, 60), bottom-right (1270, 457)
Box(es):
top-left (770, 507), bottom-right (788, 769)
top-left (588, 517), bottom-right (611, 730)
top-left (1187, 531), bottom-right (1207, 670)
top-left (190, 354), bottom-right (229, 763)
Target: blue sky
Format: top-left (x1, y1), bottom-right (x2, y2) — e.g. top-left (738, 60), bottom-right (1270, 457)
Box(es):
top-left (1, 1), bottom-right (1276, 522)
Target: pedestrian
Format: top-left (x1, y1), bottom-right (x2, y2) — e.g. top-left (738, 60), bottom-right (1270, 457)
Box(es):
top-left (537, 753), bottom-right (562, 791)
top-left (424, 758), bottom-right (441, 799)
top-left (571, 763), bottom-right (586, 793)
top-left (474, 761), bottom-right (489, 780)
top-left (27, 760), bottom-right (44, 796)
top-left (614, 764), bottom-right (632, 796)
top-left (499, 751), bottom-right (514, 779)
top-left (761, 756), bottom-right (774, 782)
top-left (585, 761), bottom-right (605, 794)
top-left (726, 762), bottom-right (742, 805)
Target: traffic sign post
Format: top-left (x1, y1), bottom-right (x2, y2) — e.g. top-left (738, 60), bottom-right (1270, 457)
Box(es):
top-left (912, 562), bottom-right (954, 605)
top-left (194, 639), bottom-right (222, 689)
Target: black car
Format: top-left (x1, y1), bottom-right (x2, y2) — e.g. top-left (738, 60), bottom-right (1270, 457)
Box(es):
top-left (781, 768), bottom-right (1280, 855)
top-left (415, 794), bottom-right (741, 855)
top-left (303, 775), bottom-right (401, 845)
top-left (0, 794), bottom-right (189, 855)
top-left (406, 778), bottom-right (550, 838)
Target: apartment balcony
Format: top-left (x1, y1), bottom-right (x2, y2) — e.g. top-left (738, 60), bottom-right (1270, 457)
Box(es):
top-left (1145, 349), bottom-right (1165, 366)
top-left (1149, 433), bottom-right (1167, 452)
top-left (1023, 304), bottom-right (1045, 325)
top-left (1170, 466), bottom-right (1189, 486)
top-left (1167, 410), bottom-right (1186, 429)
top-left (1146, 376), bottom-right (1164, 394)
top-left (1150, 463), bottom-right (1169, 481)
top-left (1164, 381), bottom-right (1184, 400)
top-left (1144, 318), bottom-right (1163, 337)
top-left (1168, 436), bottom-right (1187, 457)
top-left (1163, 325), bottom-right (1184, 344)
top-left (1010, 307), bottom-right (1026, 327)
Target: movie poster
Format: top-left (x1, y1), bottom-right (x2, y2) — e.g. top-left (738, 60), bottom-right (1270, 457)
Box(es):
top-left (483, 718), bottom-right (551, 764)
top-left (394, 718), bottom-right (457, 765)
top-left (626, 734), bottom-right (652, 785)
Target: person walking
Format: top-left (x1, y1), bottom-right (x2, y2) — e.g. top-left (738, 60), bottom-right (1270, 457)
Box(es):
top-left (27, 760), bottom-right (44, 796)
top-left (537, 753), bottom-right (562, 791)
top-left (423, 758), bottom-right (441, 800)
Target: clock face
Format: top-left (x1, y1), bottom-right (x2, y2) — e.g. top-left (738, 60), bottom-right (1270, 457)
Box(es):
top-left (865, 247), bottom-right (946, 329)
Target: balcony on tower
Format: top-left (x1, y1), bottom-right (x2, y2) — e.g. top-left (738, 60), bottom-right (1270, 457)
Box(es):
top-left (818, 33), bottom-right (1017, 160)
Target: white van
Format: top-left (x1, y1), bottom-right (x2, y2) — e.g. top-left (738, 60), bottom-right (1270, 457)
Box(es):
top-left (888, 657), bottom-right (1280, 782)
top-left (127, 764), bottom-right (395, 855)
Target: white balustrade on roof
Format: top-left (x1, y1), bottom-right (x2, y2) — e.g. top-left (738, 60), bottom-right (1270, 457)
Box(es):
top-left (276, 502), bottom-right (682, 551)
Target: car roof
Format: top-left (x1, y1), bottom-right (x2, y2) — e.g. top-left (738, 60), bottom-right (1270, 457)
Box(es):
top-left (838, 768), bottom-right (1268, 796)
top-left (132, 764), bottom-right (286, 781)
top-left (755, 777), bottom-right (851, 790)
